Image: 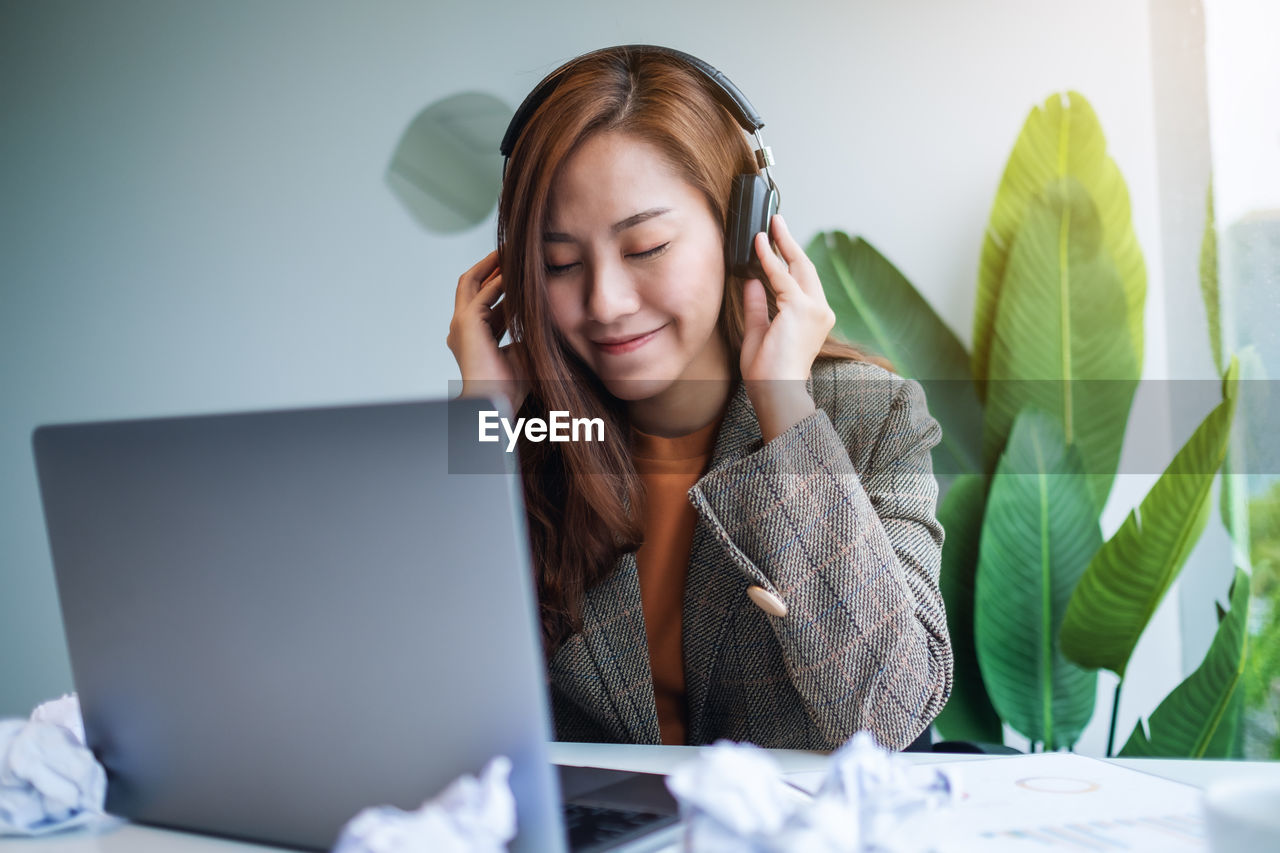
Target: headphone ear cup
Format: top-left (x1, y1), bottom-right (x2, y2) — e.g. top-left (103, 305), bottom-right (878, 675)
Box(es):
top-left (728, 174), bottom-right (778, 280)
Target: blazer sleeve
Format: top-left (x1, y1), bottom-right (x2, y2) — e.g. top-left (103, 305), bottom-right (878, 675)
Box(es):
top-left (687, 372), bottom-right (953, 750)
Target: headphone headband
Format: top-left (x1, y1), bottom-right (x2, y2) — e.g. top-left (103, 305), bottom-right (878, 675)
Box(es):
top-left (499, 44), bottom-right (780, 281)
top-left (499, 44), bottom-right (765, 160)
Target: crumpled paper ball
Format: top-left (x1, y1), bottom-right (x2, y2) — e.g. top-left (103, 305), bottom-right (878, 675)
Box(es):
top-left (665, 732), bottom-right (958, 852)
top-left (331, 755), bottom-right (517, 853)
top-left (0, 693), bottom-right (110, 837)
top-left (664, 740), bottom-right (808, 851)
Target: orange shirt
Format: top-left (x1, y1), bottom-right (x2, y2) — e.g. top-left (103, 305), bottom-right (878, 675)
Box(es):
top-left (630, 414), bottom-right (723, 745)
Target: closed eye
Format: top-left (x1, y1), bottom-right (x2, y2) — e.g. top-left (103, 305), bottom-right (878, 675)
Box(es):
top-left (545, 243), bottom-right (670, 277)
top-left (633, 242), bottom-right (670, 260)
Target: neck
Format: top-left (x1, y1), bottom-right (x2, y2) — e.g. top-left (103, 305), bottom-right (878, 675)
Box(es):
top-left (628, 379), bottom-right (732, 437)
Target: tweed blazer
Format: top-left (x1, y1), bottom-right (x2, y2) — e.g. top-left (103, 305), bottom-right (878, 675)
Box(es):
top-left (546, 356), bottom-right (953, 751)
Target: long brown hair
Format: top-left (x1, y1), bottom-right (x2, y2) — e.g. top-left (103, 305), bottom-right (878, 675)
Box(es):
top-left (497, 47), bottom-right (892, 652)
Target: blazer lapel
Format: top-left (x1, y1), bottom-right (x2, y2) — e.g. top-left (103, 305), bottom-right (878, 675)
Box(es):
top-left (683, 380), bottom-right (764, 744)
top-left (548, 549), bottom-right (662, 744)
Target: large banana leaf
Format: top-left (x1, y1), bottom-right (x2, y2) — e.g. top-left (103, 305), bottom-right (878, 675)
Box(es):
top-left (974, 408), bottom-right (1100, 749)
top-left (934, 473), bottom-right (1002, 743)
top-left (1120, 567), bottom-right (1251, 757)
top-left (1060, 357), bottom-right (1240, 677)
top-left (974, 90), bottom-right (1146, 393)
top-left (1208, 584), bottom-right (1246, 762)
top-left (808, 231), bottom-right (983, 477)
top-left (1205, 689), bottom-right (1245, 759)
top-left (983, 177), bottom-right (1139, 511)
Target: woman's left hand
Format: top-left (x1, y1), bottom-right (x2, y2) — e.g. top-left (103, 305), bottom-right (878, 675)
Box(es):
top-left (739, 213), bottom-right (836, 440)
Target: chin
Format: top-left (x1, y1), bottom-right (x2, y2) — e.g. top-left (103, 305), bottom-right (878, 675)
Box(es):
top-left (598, 373), bottom-right (678, 403)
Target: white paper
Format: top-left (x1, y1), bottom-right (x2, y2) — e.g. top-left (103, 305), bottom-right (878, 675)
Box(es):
top-left (0, 694), bottom-right (110, 837)
top-left (331, 755), bottom-right (517, 853)
top-left (29, 694), bottom-right (87, 746)
top-left (907, 753), bottom-right (1208, 852)
top-left (665, 732), bottom-right (958, 852)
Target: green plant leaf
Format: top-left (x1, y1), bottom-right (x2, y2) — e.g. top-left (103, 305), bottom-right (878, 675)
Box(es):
top-left (1120, 567), bottom-right (1251, 758)
top-left (1221, 346), bottom-right (1268, 556)
top-left (1205, 688), bottom-right (1245, 759)
top-left (982, 177), bottom-right (1139, 511)
top-left (934, 474), bottom-right (1003, 743)
top-left (808, 231), bottom-right (983, 477)
top-left (1220, 450), bottom-right (1236, 543)
top-left (1060, 356), bottom-right (1241, 677)
top-left (974, 90), bottom-right (1146, 393)
top-left (974, 408), bottom-right (1100, 749)
top-left (1200, 180), bottom-right (1223, 377)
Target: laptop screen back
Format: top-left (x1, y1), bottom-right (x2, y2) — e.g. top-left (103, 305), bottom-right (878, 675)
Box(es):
top-left (33, 397), bottom-right (565, 852)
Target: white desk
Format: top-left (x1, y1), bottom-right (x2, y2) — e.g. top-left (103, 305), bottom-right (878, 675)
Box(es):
top-left (3, 743), bottom-right (1277, 851)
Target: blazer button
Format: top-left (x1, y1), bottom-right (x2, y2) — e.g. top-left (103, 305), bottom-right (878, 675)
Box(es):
top-left (747, 585), bottom-right (787, 618)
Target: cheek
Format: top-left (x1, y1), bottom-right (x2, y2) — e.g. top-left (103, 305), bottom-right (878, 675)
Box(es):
top-left (658, 287), bottom-right (722, 355)
top-left (670, 269), bottom-right (724, 327)
top-left (544, 285), bottom-right (580, 335)
top-left (660, 245), bottom-right (725, 331)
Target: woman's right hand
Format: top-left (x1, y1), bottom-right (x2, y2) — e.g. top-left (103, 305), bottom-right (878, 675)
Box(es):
top-left (447, 249), bottom-right (529, 414)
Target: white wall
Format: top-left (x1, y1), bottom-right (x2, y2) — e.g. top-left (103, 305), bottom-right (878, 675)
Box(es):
top-left (2, 0), bottom-right (1199, 752)
top-left (1204, 0), bottom-right (1280, 229)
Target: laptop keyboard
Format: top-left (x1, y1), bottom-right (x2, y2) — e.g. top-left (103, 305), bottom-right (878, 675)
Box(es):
top-left (564, 802), bottom-right (680, 852)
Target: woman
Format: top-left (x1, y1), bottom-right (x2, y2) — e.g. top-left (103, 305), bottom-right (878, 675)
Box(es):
top-left (447, 46), bottom-right (952, 751)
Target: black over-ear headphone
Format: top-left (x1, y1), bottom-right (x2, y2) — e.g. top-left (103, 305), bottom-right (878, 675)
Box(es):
top-left (499, 44), bottom-right (780, 281)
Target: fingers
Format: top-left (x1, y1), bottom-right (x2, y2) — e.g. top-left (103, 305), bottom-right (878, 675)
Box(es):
top-left (769, 214), bottom-right (804, 267)
top-left (455, 249), bottom-right (501, 312)
top-left (756, 215), bottom-right (821, 300)
top-left (472, 268), bottom-right (513, 342)
top-left (475, 271), bottom-right (503, 303)
top-left (449, 265), bottom-right (506, 358)
top-left (742, 278), bottom-right (769, 334)
top-left (753, 228), bottom-right (796, 299)
top-left (740, 278), bottom-right (769, 364)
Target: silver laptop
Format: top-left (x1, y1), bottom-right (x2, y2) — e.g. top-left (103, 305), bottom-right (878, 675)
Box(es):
top-left (32, 396), bottom-right (679, 852)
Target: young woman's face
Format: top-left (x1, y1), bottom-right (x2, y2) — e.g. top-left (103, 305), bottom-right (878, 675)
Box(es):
top-left (542, 130), bottom-right (729, 402)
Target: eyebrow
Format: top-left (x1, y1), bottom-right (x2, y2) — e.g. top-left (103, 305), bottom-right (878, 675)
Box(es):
top-left (543, 207), bottom-right (672, 243)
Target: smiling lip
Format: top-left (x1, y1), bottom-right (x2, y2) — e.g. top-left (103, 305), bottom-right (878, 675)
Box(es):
top-left (591, 325), bottom-right (665, 355)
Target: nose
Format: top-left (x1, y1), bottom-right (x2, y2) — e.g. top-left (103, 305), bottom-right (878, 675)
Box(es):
top-left (584, 260), bottom-right (641, 325)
